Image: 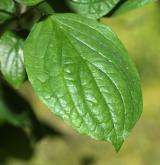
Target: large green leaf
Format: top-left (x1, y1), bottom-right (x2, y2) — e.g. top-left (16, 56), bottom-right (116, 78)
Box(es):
top-left (24, 14), bottom-right (143, 151)
top-left (66, 0), bottom-right (120, 19)
top-left (113, 0), bottom-right (157, 15)
top-left (0, 0), bottom-right (15, 23)
top-left (0, 31), bottom-right (26, 88)
top-left (15, 0), bottom-right (42, 6)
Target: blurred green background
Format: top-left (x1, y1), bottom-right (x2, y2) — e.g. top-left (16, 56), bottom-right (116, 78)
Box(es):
top-left (0, 2), bottom-right (160, 165)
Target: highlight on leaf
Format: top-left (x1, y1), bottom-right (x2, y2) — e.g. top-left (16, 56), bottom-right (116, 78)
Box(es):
top-left (66, 0), bottom-right (119, 19)
top-left (0, 31), bottom-right (26, 88)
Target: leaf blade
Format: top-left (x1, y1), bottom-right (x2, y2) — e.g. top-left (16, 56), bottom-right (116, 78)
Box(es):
top-left (0, 0), bottom-right (15, 23)
top-left (24, 14), bottom-right (142, 151)
top-left (15, 0), bottom-right (43, 6)
top-left (66, 0), bottom-right (120, 19)
top-left (113, 0), bottom-right (157, 15)
top-left (0, 83), bottom-right (30, 126)
top-left (0, 31), bottom-right (26, 88)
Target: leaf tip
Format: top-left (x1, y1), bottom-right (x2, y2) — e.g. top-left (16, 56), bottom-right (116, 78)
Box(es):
top-left (113, 137), bottom-right (124, 152)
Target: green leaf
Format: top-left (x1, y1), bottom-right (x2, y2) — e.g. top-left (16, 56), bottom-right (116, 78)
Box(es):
top-left (0, 0), bottom-right (15, 23)
top-left (66, 0), bottom-right (120, 19)
top-left (0, 99), bottom-right (28, 126)
top-left (0, 31), bottom-right (26, 88)
top-left (15, 0), bottom-right (43, 6)
top-left (37, 2), bottom-right (55, 15)
top-left (0, 85), bottom-right (29, 126)
top-left (24, 14), bottom-right (143, 151)
top-left (113, 0), bottom-right (157, 15)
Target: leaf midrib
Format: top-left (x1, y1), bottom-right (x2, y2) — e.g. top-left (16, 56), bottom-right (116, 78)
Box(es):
top-left (54, 16), bottom-right (136, 131)
top-left (57, 23), bottom-right (121, 142)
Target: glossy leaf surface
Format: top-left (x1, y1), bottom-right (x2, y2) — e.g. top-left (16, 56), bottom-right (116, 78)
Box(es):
top-left (66, 0), bottom-right (119, 19)
top-left (24, 14), bottom-right (143, 151)
top-left (0, 31), bottom-right (26, 88)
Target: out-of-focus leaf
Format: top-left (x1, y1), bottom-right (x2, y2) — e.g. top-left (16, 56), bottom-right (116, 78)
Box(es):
top-left (15, 0), bottom-right (43, 6)
top-left (0, 31), bottom-right (26, 88)
top-left (0, 83), bottom-right (30, 126)
top-left (113, 0), bottom-right (157, 15)
top-left (24, 14), bottom-right (142, 151)
top-left (66, 0), bottom-right (119, 19)
top-left (0, 100), bottom-right (29, 126)
top-left (0, 0), bottom-right (15, 23)
top-left (37, 2), bottom-right (55, 15)
top-left (0, 80), bottom-right (60, 142)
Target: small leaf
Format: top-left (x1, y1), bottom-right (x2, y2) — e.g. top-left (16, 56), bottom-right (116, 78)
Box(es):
top-left (0, 84), bottom-right (29, 126)
top-left (0, 31), bottom-right (26, 88)
top-left (15, 0), bottom-right (43, 6)
top-left (24, 14), bottom-right (143, 151)
top-left (66, 0), bottom-right (119, 19)
top-left (0, 99), bottom-right (28, 126)
top-left (0, 0), bottom-right (15, 23)
top-left (37, 2), bottom-right (55, 15)
top-left (113, 0), bottom-right (157, 15)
